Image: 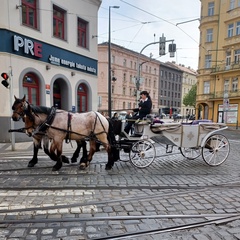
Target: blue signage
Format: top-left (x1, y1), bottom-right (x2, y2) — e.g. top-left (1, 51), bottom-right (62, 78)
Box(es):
top-left (0, 29), bottom-right (97, 75)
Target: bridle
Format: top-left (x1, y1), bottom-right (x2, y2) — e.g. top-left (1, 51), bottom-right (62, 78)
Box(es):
top-left (12, 100), bottom-right (29, 119)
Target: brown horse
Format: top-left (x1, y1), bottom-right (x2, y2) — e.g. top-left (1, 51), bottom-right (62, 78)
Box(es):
top-left (20, 99), bottom-right (117, 171)
top-left (11, 96), bottom-right (87, 168)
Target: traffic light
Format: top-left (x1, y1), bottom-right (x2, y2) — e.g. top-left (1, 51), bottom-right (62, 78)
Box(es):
top-left (159, 34), bottom-right (166, 56)
top-left (169, 43), bottom-right (176, 57)
top-left (1, 72), bottom-right (9, 88)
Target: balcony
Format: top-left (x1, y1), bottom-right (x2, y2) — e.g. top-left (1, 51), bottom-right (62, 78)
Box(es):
top-left (211, 62), bottom-right (240, 74)
top-left (197, 90), bottom-right (240, 102)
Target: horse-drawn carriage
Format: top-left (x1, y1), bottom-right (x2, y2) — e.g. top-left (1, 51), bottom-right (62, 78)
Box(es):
top-left (10, 96), bottom-right (230, 171)
top-left (114, 118), bottom-right (229, 168)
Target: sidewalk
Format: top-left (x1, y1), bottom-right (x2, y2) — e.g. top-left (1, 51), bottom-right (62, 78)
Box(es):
top-left (0, 140), bottom-right (80, 153)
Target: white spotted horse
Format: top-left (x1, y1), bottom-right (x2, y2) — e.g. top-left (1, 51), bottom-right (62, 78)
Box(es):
top-left (10, 96), bottom-right (88, 168)
top-left (19, 98), bottom-right (118, 171)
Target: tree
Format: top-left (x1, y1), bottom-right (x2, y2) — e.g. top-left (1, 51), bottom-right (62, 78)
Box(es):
top-left (183, 84), bottom-right (197, 108)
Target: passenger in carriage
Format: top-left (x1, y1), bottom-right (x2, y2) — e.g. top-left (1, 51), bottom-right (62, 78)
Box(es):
top-left (124, 90), bottom-right (152, 135)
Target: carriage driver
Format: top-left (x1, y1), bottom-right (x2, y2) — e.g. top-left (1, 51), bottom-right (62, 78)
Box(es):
top-left (124, 90), bottom-right (152, 134)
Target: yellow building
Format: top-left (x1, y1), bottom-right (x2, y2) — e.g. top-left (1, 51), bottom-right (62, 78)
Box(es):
top-left (197, 0), bottom-right (240, 126)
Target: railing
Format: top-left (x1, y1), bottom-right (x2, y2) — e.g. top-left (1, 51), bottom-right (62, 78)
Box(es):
top-left (211, 62), bottom-right (240, 73)
top-left (197, 90), bottom-right (240, 101)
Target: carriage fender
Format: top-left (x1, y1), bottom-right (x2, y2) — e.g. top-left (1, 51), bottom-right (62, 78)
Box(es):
top-left (200, 125), bottom-right (228, 147)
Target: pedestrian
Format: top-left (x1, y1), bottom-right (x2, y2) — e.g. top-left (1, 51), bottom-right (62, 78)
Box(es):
top-left (124, 90), bottom-right (152, 134)
top-left (111, 112), bottom-right (118, 120)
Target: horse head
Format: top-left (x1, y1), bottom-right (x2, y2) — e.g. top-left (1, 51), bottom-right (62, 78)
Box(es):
top-left (11, 95), bottom-right (28, 121)
top-left (22, 103), bottom-right (36, 137)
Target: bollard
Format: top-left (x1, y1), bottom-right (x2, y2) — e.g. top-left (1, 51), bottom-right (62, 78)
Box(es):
top-left (236, 120), bottom-right (238, 129)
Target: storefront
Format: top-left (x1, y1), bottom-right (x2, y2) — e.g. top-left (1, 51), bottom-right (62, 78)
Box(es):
top-left (0, 29), bottom-right (98, 142)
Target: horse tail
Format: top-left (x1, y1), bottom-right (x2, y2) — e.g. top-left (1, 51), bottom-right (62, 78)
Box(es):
top-left (107, 119), bottom-right (119, 162)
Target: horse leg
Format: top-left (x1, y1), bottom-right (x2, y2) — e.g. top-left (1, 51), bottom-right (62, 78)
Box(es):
top-left (49, 141), bottom-right (63, 171)
top-left (28, 138), bottom-right (41, 167)
top-left (42, 136), bottom-right (69, 164)
top-left (105, 145), bottom-right (116, 170)
top-left (71, 140), bottom-right (83, 163)
top-left (79, 140), bottom-right (95, 170)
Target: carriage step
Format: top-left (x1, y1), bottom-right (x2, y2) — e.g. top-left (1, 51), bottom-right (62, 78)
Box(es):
top-left (166, 145), bottom-right (173, 153)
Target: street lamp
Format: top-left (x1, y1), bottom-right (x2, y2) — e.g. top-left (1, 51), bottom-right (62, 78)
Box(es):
top-left (108, 5), bottom-right (119, 118)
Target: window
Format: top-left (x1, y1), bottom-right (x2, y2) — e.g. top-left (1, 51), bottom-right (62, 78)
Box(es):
top-left (230, 0), bottom-right (235, 10)
top-left (224, 80), bottom-right (229, 92)
top-left (236, 21), bottom-right (240, 35)
top-left (21, 0), bottom-right (38, 29)
top-left (53, 5), bottom-right (65, 40)
top-left (206, 29), bottom-right (213, 42)
top-left (123, 59), bottom-right (127, 67)
top-left (232, 78), bottom-right (238, 91)
top-left (226, 51), bottom-right (231, 69)
top-left (205, 55), bottom-right (212, 68)
top-left (112, 55), bottom-right (115, 64)
top-left (208, 2), bottom-right (214, 16)
top-left (78, 18), bottom-right (88, 48)
top-left (228, 23), bottom-right (234, 38)
top-left (234, 49), bottom-right (240, 63)
top-left (123, 73), bottom-right (126, 82)
top-left (203, 81), bottom-right (210, 94)
top-left (77, 83), bottom-right (88, 112)
top-left (23, 73), bottom-right (39, 105)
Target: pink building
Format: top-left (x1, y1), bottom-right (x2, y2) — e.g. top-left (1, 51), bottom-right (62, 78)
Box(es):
top-left (98, 42), bottom-right (159, 116)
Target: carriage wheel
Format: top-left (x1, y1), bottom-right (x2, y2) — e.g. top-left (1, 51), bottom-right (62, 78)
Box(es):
top-left (202, 134), bottom-right (230, 166)
top-left (179, 147), bottom-right (202, 160)
top-left (119, 149), bottom-right (130, 162)
top-left (129, 140), bottom-right (156, 168)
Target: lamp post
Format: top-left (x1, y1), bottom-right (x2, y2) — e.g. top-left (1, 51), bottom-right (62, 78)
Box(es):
top-left (108, 5), bottom-right (119, 118)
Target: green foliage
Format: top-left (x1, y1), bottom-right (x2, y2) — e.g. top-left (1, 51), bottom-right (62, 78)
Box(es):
top-left (183, 84), bottom-right (197, 108)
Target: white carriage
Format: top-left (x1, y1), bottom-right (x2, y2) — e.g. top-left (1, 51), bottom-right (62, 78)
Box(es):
top-left (118, 120), bottom-right (230, 169)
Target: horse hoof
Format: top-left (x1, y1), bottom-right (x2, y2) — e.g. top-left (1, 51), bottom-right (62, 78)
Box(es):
top-left (28, 160), bottom-right (38, 167)
top-left (52, 163), bottom-right (62, 171)
top-left (105, 164), bottom-right (113, 170)
top-left (62, 156), bottom-right (70, 164)
top-left (71, 158), bottom-right (77, 163)
top-left (79, 163), bottom-right (86, 170)
top-left (28, 162), bottom-right (36, 167)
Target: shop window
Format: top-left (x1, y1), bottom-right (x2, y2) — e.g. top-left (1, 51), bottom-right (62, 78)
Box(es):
top-left (21, 0), bottom-right (38, 29)
top-left (78, 18), bottom-right (88, 48)
top-left (53, 5), bottom-right (66, 40)
top-left (77, 83), bottom-right (88, 113)
top-left (23, 73), bottom-right (39, 105)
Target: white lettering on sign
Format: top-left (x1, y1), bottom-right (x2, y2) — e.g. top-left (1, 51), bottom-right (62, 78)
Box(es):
top-left (48, 55), bottom-right (97, 74)
top-left (13, 35), bottom-right (42, 57)
top-left (49, 55), bottom-right (60, 65)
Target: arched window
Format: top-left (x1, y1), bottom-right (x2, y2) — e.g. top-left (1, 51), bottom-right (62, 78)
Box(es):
top-left (77, 83), bottom-right (88, 112)
top-left (53, 81), bottom-right (61, 109)
top-left (23, 73), bottom-right (39, 105)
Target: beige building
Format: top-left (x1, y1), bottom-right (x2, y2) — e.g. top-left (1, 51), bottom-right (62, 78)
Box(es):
top-left (98, 42), bottom-right (159, 116)
top-left (197, 0), bottom-right (240, 126)
top-left (0, 0), bottom-right (101, 142)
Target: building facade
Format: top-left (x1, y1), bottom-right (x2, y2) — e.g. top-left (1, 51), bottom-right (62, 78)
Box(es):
top-left (158, 62), bottom-right (183, 117)
top-left (98, 42), bottom-right (159, 116)
top-left (0, 0), bottom-right (101, 142)
top-left (169, 62), bottom-right (197, 117)
top-left (197, 0), bottom-right (240, 125)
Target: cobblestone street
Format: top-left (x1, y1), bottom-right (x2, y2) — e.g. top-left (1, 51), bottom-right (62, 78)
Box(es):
top-left (0, 129), bottom-right (240, 239)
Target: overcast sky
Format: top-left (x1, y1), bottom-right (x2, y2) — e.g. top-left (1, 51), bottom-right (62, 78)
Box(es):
top-left (98, 0), bottom-right (201, 70)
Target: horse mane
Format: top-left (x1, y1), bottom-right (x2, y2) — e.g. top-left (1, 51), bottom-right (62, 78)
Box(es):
top-left (31, 105), bottom-right (52, 115)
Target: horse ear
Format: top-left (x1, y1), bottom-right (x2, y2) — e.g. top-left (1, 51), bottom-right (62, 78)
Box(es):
top-left (22, 95), bottom-right (26, 101)
top-left (14, 95), bottom-right (17, 100)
